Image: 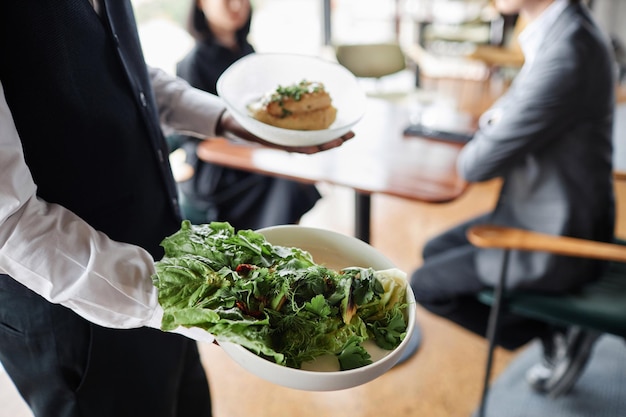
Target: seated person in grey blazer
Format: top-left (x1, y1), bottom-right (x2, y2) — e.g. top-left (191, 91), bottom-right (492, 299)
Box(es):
top-left (411, 0), bottom-right (615, 396)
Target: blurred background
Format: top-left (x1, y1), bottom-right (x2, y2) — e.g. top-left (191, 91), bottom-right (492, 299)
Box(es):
top-left (131, 0), bottom-right (626, 77)
top-left (131, 0), bottom-right (626, 170)
top-left (3, 1), bottom-right (626, 416)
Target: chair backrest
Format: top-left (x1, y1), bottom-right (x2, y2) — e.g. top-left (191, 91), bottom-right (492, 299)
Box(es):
top-left (335, 43), bottom-right (406, 79)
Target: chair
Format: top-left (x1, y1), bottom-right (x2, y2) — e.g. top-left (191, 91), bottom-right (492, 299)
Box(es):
top-left (334, 42), bottom-right (412, 98)
top-left (466, 224), bottom-right (626, 417)
top-left (335, 42), bottom-right (407, 79)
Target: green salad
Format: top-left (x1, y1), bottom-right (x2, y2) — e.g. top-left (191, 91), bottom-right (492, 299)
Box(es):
top-left (152, 221), bottom-right (409, 370)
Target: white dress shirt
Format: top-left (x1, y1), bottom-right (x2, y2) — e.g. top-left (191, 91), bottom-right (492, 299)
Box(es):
top-left (517, 0), bottom-right (569, 72)
top-left (0, 67), bottom-right (223, 339)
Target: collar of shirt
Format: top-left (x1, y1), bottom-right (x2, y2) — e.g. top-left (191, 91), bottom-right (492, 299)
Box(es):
top-left (518, 0), bottom-right (569, 70)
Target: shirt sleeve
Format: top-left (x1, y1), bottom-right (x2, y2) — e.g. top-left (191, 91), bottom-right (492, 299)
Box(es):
top-left (0, 78), bottom-right (214, 342)
top-left (149, 66), bottom-right (226, 138)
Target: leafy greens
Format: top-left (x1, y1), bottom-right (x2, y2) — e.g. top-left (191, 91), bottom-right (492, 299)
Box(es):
top-left (152, 221), bottom-right (409, 370)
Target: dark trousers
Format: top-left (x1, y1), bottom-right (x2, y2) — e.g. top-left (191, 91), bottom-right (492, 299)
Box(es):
top-left (410, 215), bottom-right (550, 350)
top-left (0, 275), bottom-right (212, 417)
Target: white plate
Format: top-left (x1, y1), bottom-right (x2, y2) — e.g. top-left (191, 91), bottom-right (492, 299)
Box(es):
top-left (219, 225), bottom-right (417, 391)
top-left (217, 53), bottom-right (366, 147)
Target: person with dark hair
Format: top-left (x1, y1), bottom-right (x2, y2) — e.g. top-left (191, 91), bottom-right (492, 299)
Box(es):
top-left (181, 0), bottom-right (253, 96)
top-left (0, 1), bottom-right (351, 416)
top-left (410, 0), bottom-right (614, 396)
top-left (171, 0), bottom-right (322, 230)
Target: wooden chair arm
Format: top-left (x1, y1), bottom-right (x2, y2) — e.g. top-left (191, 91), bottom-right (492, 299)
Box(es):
top-left (467, 225), bottom-right (626, 263)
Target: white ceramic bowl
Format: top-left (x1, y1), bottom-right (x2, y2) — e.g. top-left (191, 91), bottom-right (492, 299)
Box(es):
top-left (216, 53), bottom-right (366, 146)
top-left (219, 225), bottom-right (417, 391)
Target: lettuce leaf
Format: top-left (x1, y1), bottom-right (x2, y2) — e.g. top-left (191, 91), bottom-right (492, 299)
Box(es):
top-left (152, 221), bottom-right (409, 370)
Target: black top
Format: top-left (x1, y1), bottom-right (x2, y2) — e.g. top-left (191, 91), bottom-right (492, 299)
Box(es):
top-left (177, 39), bottom-right (254, 96)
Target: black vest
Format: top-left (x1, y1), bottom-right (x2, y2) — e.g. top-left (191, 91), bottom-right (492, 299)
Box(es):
top-left (0, 0), bottom-right (181, 258)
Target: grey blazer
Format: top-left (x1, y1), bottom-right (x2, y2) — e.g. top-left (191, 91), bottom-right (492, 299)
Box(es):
top-left (457, 4), bottom-right (616, 291)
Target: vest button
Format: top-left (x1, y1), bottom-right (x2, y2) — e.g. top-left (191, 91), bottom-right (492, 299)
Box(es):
top-left (139, 91), bottom-right (147, 107)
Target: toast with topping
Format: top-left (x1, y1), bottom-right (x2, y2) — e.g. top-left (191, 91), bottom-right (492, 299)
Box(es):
top-left (249, 80), bottom-right (337, 130)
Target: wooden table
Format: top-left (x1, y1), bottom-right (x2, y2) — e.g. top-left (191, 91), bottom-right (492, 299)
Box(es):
top-left (197, 98), bottom-right (469, 243)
